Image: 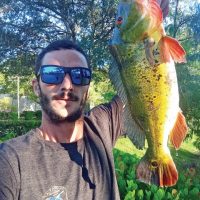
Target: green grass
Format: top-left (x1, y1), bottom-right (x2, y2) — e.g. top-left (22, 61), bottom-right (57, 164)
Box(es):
top-left (115, 136), bottom-right (146, 157)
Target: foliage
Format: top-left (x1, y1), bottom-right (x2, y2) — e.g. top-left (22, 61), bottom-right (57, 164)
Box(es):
top-left (0, 0), bottom-right (118, 68)
top-left (21, 110), bottom-right (41, 120)
top-left (0, 124), bottom-right (200, 199)
top-left (0, 120), bottom-right (40, 138)
top-left (0, 0), bottom-right (200, 149)
top-left (165, 1), bottom-right (200, 149)
top-left (115, 153), bottom-right (200, 200)
top-left (0, 131), bottom-right (17, 142)
top-left (0, 1), bottom-right (199, 199)
top-left (113, 137), bottom-right (200, 200)
top-left (0, 58), bottom-right (38, 99)
top-left (0, 110), bottom-right (41, 137)
top-left (0, 0), bottom-right (118, 104)
top-left (0, 110), bottom-right (41, 120)
top-left (89, 68), bottom-right (116, 107)
top-left (0, 96), bottom-right (12, 111)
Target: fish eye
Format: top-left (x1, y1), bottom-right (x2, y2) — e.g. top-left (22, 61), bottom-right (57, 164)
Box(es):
top-left (117, 16), bottom-right (123, 21)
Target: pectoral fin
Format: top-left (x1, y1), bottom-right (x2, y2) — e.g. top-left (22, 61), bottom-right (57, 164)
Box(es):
top-left (158, 36), bottom-right (186, 63)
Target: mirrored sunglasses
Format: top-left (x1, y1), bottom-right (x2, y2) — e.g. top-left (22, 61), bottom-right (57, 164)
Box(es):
top-left (37, 65), bottom-right (92, 86)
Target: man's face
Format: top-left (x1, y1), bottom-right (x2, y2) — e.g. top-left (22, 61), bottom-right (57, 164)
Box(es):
top-left (35, 49), bottom-right (90, 123)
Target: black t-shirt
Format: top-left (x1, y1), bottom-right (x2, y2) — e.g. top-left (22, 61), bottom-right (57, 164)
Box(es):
top-left (0, 96), bottom-right (124, 200)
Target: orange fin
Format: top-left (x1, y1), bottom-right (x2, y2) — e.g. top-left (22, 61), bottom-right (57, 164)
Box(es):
top-left (136, 152), bottom-right (178, 187)
top-left (169, 111), bottom-right (188, 149)
top-left (148, 0), bottom-right (163, 33)
top-left (158, 36), bottom-right (186, 63)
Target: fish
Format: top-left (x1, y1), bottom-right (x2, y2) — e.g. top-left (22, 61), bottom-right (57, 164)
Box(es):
top-left (109, 0), bottom-right (188, 187)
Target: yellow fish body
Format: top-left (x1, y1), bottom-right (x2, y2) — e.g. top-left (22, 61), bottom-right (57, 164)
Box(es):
top-left (110, 0), bottom-right (188, 187)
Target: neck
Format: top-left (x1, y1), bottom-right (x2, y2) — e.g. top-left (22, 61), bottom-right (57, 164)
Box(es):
top-left (39, 115), bottom-right (84, 143)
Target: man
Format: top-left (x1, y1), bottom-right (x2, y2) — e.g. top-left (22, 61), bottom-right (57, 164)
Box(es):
top-left (0, 40), bottom-right (124, 200)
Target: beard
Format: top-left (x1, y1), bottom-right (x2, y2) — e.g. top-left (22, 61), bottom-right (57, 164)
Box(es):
top-left (38, 87), bottom-right (87, 124)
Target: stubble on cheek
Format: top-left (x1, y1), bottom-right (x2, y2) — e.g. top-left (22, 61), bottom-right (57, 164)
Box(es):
top-left (38, 86), bottom-right (88, 123)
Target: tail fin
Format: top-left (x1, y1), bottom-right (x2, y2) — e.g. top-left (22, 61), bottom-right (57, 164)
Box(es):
top-left (136, 151), bottom-right (178, 187)
top-left (158, 36), bottom-right (186, 63)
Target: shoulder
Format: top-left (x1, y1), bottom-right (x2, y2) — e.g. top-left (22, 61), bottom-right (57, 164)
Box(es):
top-left (0, 130), bottom-right (39, 195)
top-left (0, 129), bottom-right (39, 159)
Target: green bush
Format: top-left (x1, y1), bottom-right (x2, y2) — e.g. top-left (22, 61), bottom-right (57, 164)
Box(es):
top-left (0, 132), bottom-right (17, 142)
top-left (0, 112), bottom-right (9, 119)
top-left (20, 110), bottom-right (41, 120)
top-left (0, 112), bottom-right (18, 120)
top-left (113, 149), bottom-right (200, 200)
top-left (0, 111), bottom-right (42, 121)
top-left (22, 111), bottom-right (36, 120)
top-left (9, 112), bottom-right (18, 120)
top-left (35, 110), bottom-right (42, 120)
top-left (0, 120), bottom-right (40, 137)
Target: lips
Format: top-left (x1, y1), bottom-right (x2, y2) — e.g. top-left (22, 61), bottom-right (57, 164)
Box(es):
top-left (56, 98), bottom-right (75, 102)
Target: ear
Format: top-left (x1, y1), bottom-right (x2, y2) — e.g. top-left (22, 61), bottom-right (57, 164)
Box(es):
top-left (84, 88), bottom-right (90, 101)
top-left (32, 78), bottom-right (40, 97)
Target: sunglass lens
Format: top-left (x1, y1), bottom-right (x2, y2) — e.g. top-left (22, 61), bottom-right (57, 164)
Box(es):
top-left (71, 68), bottom-right (82, 85)
top-left (81, 68), bottom-right (91, 85)
top-left (71, 68), bottom-right (91, 85)
top-left (41, 66), bottom-right (64, 84)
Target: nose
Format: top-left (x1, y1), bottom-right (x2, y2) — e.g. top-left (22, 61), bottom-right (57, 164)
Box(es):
top-left (60, 74), bottom-right (73, 90)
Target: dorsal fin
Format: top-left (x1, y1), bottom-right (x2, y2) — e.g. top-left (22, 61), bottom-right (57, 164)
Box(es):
top-left (147, 0), bottom-right (163, 35)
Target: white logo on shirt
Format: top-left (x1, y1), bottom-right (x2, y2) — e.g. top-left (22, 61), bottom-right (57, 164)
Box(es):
top-left (43, 186), bottom-right (68, 200)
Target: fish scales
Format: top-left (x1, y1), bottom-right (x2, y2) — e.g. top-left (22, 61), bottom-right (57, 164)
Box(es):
top-left (109, 0), bottom-right (188, 187)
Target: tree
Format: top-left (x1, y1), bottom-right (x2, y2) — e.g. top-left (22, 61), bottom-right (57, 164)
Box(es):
top-left (0, 0), bottom-right (118, 68)
top-left (1, 0), bottom-right (200, 149)
top-left (0, 0), bottom-right (118, 105)
top-left (89, 68), bottom-right (116, 108)
top-left (166, 0), bottom-right (200, 149)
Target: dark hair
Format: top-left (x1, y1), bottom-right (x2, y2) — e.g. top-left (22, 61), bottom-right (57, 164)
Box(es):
top-left (35, 39), bottom-right (90, 75)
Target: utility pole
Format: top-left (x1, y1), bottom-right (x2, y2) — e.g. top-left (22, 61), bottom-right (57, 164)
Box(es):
top-left (17, 76), bottom-right (20, 119)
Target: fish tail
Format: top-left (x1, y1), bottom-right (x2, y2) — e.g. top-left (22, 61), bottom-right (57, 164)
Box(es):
top-left (158, 36), bottom-right (186, 63)
top-left (136, 151), bottom-right (178, 187)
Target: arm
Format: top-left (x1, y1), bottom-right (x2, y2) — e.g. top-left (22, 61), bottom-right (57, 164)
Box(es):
top-left (0, 152), bottom-right (19, 200)
top-left (87, 95), bottom-right (125, 147)
top-left (109, 95), bottom-right (125, 145)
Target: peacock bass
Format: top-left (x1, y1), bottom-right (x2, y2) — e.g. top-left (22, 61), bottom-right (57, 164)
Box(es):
top-left (109, 0), bottom-right (188, 187)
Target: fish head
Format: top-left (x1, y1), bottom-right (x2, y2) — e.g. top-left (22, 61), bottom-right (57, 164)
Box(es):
top-left (110, 0), bottom-right (163, 44)
top-left (110, 1), bottom-right (132, 45)
top-left (115, 1), bottom-right (132, 28)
